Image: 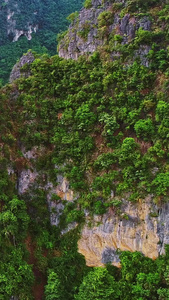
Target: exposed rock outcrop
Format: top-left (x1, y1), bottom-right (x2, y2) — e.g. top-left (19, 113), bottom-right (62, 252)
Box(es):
top-left (7, 6), bottom-right (38, 42)
top-left (59, 1), bottom-right (105, 59)
top-left (59, 0), bottom-right (151, 65)
top-left (12, 145), bottom-right (169, 267)
top-left (9, 51), bottom-right (35, 83)
top-left (46, 175), bottom-right (76, 226)
top-left (78, 197), bottom-right (169, 267)
top-left (6, 0), bottom-right (169, 269)
top-left (15, 147), bottom-right (76, 227)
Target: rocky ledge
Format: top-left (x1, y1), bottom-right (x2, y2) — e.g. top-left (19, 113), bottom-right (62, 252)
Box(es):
top-left (59, 0), bottom-right (151, 65)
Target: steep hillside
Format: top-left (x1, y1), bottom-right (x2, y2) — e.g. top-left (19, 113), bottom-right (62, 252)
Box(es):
top-left (0, 0), bottom-right (83, 84)
top-left (0, 0), bottom-right (169, 299)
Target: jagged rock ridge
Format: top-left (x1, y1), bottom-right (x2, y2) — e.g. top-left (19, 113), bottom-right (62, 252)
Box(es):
top-left (58, 0), bottom-right (152, 65)
top-left (9, 51), bottom-right (35, 83)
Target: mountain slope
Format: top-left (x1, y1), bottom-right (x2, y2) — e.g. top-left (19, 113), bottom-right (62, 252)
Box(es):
top-left (0, 0), bottom-right (169, 299)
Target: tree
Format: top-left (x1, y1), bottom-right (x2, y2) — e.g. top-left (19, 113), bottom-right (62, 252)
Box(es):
top-left (45, 270), bottom-right (63, 300)
top-left (134, 119), bottom-right (155, 141)
top-left (75, 267), bottom-right (121, 300)
top-left (132, 272), bottom-right (160, 299)
top-left (0, 248), bottom-right (34, 299)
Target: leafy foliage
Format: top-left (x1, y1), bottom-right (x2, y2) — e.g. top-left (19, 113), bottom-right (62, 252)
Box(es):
top-left (75, 267), bottom-right (121, 300)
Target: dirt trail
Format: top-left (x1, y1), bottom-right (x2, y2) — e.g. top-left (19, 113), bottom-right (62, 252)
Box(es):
top-left (25, 235), bottom-right (47, 300)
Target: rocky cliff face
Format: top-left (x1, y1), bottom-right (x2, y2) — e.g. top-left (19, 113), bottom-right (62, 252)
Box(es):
top-left (59, 0), bottom-right (105, 59)
top-left (57, 0), bottom-right (169, 267)
top-left (7, 8), bottom-right (38, 42)
top-left (9, 51), bottom-right (35, 82)
top-left (8, 128), bottom-right (168, 267)
top-left (2, 0), bottom-right (39, 42)
top-left (58, 0), bottom-right (152, 65)
top-left (78, 197), bottom-right (169, 267)
top-left (11, 142), bottom-right (169, 267)
top-left (6, 0), bottom-right (169, 267)
top-left (3, 1), bottom-right (169, 298)
top-left (12, 143), bottom-right (169, 267)
top-left (13, 145), bottom-right (77, 228)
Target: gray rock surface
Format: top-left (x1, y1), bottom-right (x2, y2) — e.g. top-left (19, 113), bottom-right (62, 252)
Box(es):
top-left (59, 0), bottom-right (152, 66)
top-left (9, 51), bottom-right (35, 83)
top-left (16, 148), bottom-right (76, 227)
top-left (59, 5), bottom-right (104, 59)
top-left (17, 169), bottom-right (38, 195)
top-left (78, 196), bottom-right (169, 266)
top-left (102, 247), bottom-right (120, 264)
top-left (13, 146), bottom-right (169, 266)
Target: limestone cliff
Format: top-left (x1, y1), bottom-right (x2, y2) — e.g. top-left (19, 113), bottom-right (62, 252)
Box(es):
top-left (57, 0), bottom-right (169, 267)
top-left (5, 0), bottom-right (169, 268)
top-left (9, 51), bottom-right (35, 83)
top-left (78, 197), bottom-right (169, 267)
top-left (8, 9), bottom-right (169, 266)
top-left (14, 147), bottom-right (169, 267)
top-left (3, 1), bottom-right (169, 298)
top-left (12, 146), bottom-right (169, 267)
top-left (8, 133), bottom-right (169, 267)
top-left (58, 0), bottom-right (152, 65)
top-left (3, 0), bottom-right (39, 42)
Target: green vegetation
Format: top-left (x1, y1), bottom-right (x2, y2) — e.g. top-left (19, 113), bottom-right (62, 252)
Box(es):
top-left (0, 0), bottom-right (83, 84)
top-left (0, 0), bottom-right (169, 298)
top-left (84, 0), bottom-right (92, 9)
top-left (45, 247), bottom-right (169, 300)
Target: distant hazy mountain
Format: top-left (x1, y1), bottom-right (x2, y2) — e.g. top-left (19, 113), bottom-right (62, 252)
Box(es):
top-left (0, 0), bottom-right (83, 84)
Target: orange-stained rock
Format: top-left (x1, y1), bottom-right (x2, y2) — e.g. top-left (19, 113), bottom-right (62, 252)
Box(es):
top-left (55, 176), bottom-right (74, 201)
top-left (78, 196), bottom-right (169, 267)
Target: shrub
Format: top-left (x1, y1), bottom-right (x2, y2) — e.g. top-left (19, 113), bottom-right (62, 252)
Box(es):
top-left (152, 172), bottom-right (169, 196)
top-left (98, 11), bottom-right (114, 27)
top-left (134, 119), bottom-right (155, 140)
top-left (84, 0), bottom-right (92, 9)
